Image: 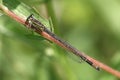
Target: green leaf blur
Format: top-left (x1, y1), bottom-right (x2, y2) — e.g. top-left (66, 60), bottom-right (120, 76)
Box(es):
top-left (0, 0), bottom-right (120, 80)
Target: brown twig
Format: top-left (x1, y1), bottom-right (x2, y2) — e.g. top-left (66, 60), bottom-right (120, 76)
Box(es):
top-left (0, 5), bottom-right (25, 25)
top-left (0, 5), bottom-right (120, 78)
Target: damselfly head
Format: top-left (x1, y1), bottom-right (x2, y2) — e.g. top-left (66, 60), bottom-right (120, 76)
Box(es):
top-left (25, 14), bottom-right (34, 28)
top-left (26, 14), bottom-right (34, 23)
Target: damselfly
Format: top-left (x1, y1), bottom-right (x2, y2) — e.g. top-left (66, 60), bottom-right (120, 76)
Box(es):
top-left (25, 14), bottom-right (100, 71)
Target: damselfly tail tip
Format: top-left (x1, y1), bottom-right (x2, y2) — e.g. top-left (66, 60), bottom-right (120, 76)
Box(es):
top-left (94, 66), bottom-right (100, 71)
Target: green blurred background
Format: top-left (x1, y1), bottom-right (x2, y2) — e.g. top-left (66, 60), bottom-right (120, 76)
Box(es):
top-left (0, 0), bottom-right (120, 80)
